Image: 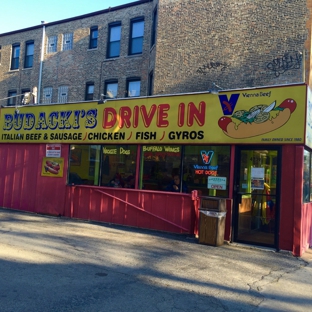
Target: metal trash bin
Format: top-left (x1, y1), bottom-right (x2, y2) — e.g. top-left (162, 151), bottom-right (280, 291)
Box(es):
top-left (198, 196), bottom-right (227, 246)
top-left (198, 210), bottom-right (226, 246)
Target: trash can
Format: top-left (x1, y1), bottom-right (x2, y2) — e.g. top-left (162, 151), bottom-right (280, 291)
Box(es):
top-left (197, 196), bottom-right (227, 246)
top-left (198, 210), bottom-right (226, 246)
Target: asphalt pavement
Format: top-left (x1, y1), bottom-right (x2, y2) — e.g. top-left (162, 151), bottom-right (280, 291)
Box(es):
top-left (0, 207), bottom-right (311, 312)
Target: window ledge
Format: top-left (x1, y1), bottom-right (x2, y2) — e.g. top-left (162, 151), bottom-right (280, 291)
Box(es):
top-left (8, 69), bottom-right (19, 73)
top-left (104, 57), bottom-right (119, 62)
top-left (126, 54), bottom-right (142, 59)
top-left (87, 48), bottom-right (98, 51)
top-left (22, 67), bottom-right (33, 71)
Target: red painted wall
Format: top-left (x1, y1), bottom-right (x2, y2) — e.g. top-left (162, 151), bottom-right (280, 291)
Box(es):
top-left (0, 143), bottom-right (197, 235)
top-left (279, 145), bottom-right (296, 251)
top-left (1, 143), bottom-right (311, 254)
top-left (64, 186), bottom-right (195, 234)
top-left (0, 143), bottom-right (68, 215)
top-left (280, 145), bottom-right (312, 256)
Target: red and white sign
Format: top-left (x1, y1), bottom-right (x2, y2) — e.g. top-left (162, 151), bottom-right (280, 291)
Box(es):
top-left (46, 144), bottom-right (61, 158)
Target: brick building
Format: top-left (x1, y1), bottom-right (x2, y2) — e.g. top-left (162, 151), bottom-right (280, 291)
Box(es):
top-left (0, 0), bottom-right (311, 105)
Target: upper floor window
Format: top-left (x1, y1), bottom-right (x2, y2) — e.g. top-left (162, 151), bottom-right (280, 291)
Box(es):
top-left (89, 26), bottom-right (98, 49)
top-left (104, 80), bottom-right (118, 98)
top-left (47, 36), bottom-right (57, 53)
top-left (129, 18), bottom-right (144, 55)
top-left (126, 78), bottom-right (140, 97)
top-left (11, 43), bottom-right (20, 70)
top-left (7, 90), bottom-right (17, 106)
top-left (107, 22), bottom-right (121, 58)
top-left (24, 41), bottom-right (34, 68)
top-left (62, 33), bottom-right (73, 51)
top-left (58, 85), bottom-right (68, 103)
top-left (0, 45), bottom-right (2, 64)
top-left (151, 8), bottom-right (157, 47)
top-left (43, 87), bottom-right (53, 104)
top-left (85, 82), bottom-right (94, 101)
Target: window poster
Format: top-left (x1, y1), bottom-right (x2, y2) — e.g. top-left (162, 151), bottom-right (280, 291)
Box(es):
top-left (41, 157), bottom-right (64, 177)
top-left (251, 167), bottom-right (264, 190)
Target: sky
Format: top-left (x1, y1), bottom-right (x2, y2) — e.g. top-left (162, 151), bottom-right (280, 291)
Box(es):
top-left (0, 0), bottom-right (133, 34)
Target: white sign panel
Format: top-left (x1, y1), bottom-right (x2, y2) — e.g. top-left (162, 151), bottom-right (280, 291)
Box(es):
top-left (251, 167), bottom-right (265, 179)
top-left (207, 176), bottom-right (227, 190)
top-left (251, 167), bottom-right (265, 190)
top-left (46, 144), bottom-right (61, 158)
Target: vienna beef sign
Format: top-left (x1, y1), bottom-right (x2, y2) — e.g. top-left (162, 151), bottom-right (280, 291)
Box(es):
top-left (0, 94), bottom-right (215, 144)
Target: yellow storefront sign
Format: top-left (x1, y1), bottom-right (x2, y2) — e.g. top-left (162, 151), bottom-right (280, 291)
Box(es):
top-left (0, 84), bottom-right (307, 144)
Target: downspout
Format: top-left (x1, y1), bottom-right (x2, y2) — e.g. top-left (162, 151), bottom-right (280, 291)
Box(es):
top-left (37, 22), bottom-right (46, 104)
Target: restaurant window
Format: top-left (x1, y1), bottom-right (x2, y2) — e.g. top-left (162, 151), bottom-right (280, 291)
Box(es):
top-left (68, 144), bottom-right (137, 188)
top-left (100, 145), bottom-right (137, 188)
top-left (85, 82), bottom-right (94, 101)
top-left (141, 145), bottom-right (183, 192)
top-left (107, 22), bottom-right (121, 58)
top-left (126, 78), bottom-right (140, 97)
top-left (303, 149), bottom-right (312, 202)
top-left (129, 17), bottom-right (144, 55)
top-left (68, 145), bottom-right (101, 186)
top-left (89, 26), bottom-right (98, 49)
top-left (11, 43), bottom-right (20, 70)
top-left (183, 145), bottom-right (231, 197)
top-left (104, 80), bottom-right (118, 99)
top-left (24, 40), bottom-right (34, 68)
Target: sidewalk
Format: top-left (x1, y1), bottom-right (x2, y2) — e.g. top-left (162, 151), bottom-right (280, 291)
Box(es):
top-left (257, 248), bottom-right (312, 311)
top-left (0, 208), bottom-right (311, 311)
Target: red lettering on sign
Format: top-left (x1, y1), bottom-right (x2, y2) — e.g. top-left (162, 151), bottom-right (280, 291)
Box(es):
top-left (210, 185), bottom-right (223, 189)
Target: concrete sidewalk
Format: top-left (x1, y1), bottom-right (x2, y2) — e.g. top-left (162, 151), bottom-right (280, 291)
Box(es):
top-left (0, 208), bottom-right (311, 311)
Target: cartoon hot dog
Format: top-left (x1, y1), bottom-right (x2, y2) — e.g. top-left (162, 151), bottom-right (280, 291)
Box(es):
top-left (218, 98), bottom-right (296, 138)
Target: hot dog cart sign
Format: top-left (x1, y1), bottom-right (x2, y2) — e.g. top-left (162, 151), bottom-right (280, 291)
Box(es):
top-left (207, 176), bottom-right (227, 190)
top-left (41, 157), bottom-right (64, 177)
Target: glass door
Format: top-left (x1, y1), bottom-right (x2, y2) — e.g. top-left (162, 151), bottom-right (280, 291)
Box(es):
top-left (234, 147), bottom-right (279, 248)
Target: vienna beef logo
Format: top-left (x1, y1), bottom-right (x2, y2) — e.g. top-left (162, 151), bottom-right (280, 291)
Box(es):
top-left (200, 150), bottom-right (214, 164)
top-left (193, 150), bottom-right (218, 176)
top-left (218, 94), bottom-right (240, 115)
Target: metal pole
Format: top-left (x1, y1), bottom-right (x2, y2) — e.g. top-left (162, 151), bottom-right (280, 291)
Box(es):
top-left (37, 23), bottom-right (46, 104)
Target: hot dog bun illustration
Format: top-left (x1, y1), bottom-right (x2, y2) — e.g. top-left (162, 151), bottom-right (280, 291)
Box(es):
top-left (218, 98), bottom-right (296, 139)
top-left (45, 160), bottom-right (60, 174)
